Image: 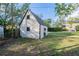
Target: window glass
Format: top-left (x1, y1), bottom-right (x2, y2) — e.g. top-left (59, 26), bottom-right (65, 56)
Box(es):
top-left (44, 28), bottom-right (46, 31)
top-left (27, 15), bottom-right (30, 19)
top-left (27, 27), bottom-right (30, 31)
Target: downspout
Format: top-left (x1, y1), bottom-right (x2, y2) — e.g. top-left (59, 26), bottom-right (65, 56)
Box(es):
top-left (39, 24), bottom-right (41, 39)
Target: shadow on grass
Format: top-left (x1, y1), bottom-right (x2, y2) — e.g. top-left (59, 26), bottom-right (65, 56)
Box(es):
top-left (48, 32), bottom-right (75, 37)
top-left (38, 32), bottom-right (79, 56)
top-left (0, 32), bottom-right (78, 56)
top-left (38, 44), bottom-right (79, 56)
top-left (57, 44), bottom-right (79, 56)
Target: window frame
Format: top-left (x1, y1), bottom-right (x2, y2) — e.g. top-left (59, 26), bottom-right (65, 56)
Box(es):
top-left (27, 15), bottom-right (30, 19)
top-left (27, 27), bottom-right (30, 31)
top-left (44, 28), bottom-right (46, 31)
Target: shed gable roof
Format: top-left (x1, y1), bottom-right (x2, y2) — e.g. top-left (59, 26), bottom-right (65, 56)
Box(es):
top-left (19, 9), bottom-right (45, 26)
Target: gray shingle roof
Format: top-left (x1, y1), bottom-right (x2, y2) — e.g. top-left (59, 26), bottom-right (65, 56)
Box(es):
top-left (30, 10), bottom-right (45, 25)
top-left (19, 9), bottom-right (45, 26)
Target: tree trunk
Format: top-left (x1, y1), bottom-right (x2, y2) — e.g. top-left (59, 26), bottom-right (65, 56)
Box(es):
top-left (4, 4), bottom-right (9, 38)
top-left (11, 3), bottom-right (14, 38)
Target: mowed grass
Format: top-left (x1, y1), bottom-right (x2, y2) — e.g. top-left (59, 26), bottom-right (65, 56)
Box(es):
top-left (0, 31), bottom-right (79, 55)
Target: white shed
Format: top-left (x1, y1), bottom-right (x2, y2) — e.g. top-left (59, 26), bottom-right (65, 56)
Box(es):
top-left (0, 25), bottom-right (4, 38)
top-left (20, 9), bottom-right (48, 39)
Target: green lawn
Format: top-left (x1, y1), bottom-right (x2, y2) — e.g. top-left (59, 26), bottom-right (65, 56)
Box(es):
top-left (0, 31), bottom-right (79, 56)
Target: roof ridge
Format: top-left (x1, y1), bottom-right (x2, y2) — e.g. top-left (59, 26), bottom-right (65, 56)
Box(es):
top-left (19, 9), bottom-right (45, 26)
top-left (29, 10), bottom-right (45, 25)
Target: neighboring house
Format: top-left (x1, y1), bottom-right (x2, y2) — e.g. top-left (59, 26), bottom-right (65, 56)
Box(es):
top-left (63, 20), bottom-right (79, 32)
top-left (20, 9), bottom-right (48, 39)
top-left (0, 25), bottom-right (4, 38)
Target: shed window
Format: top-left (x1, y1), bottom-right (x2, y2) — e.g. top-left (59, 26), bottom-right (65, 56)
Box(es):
top-left (27, 27), bottom-right (30, 31)
top-left (27, 15), bottom-right (30, 19)
top-left (44, 28), bottom-right (46, 31)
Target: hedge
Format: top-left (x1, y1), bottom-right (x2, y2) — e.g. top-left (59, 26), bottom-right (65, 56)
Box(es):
top-left (48, 27), bottom-right (63, 32)
top-left (76, 25), bottom-right (79, 31)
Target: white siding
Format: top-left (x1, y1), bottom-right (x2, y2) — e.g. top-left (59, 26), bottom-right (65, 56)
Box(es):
top-left (40, 25), bottom-right (48, 39)
top-left (0, 26), bottom-right (4, 38)
top-left (20, 11), bottom-right (40, 39)
top-left (20, 10), bottom-right (48, 39)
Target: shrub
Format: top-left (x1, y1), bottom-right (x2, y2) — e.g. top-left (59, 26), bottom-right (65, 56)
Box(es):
top-left (4, 24), bottom-right (17, 38)
top-left (76, 25), bottom-right (79, 31)
top-left (62, 28), bottom-right (68, 31)
top-left (48, 27), bottom-right (62, 32)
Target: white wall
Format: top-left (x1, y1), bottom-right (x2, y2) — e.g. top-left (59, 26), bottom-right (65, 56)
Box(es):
top-left (40, 25), bottom-right (48, 39)
top-left (0, 26), bottom-right (4, 38)
top-left (20, 10), bottom-right (40, 39)
top-left (20, 10), bottom-right (48, 39)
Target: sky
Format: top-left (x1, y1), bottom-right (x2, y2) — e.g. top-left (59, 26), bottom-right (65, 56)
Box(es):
top-left (29, 3), bottom-right (79, 21)
top-left (67, 7), bottom-right (79, 18)
top-left (29, 3), bottom-right (56, 21)
top-left (17, 3), bottom-right (79, 22)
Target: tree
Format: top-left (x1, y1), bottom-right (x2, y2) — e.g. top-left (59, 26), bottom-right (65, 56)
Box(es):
top-left (21, 3), bottom-right (30, 12)
top-left (44, 19), bottom-right (52, 28)
top-left (55, 3), bottom-right (79, 25)
top-left (0, 3), bottom-right (30, 38)
top-left (0, 3), bottom-right (30, 24)
top-left (55, 18), bottom-right (62, 27)
top-left (68, 17), bottom-right (74, 28)
top-left (68, 17), bottom-right (79, 28)
top-left (11, 3), bottom-right (30, 37)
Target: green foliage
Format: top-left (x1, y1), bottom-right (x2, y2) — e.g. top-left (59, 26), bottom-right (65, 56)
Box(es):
top-left (55, 19), bottom-right (63, 28)
top-left (55, 3), bottom-right (79, 16)
top-left (55, 3), bottom-right (79, 26)
top-left (68, 17), bottom-right (79, 21)
top-left (21, 3), bottom-right (30, 11)
top-left (68, 17), bottom-right (79, 28)
top-left (0, 3), bottom-right (30, 38)
top-left (43, 19), bottom-right (52, 28)
top-left (0, 19), bottom-right (13, 25)
top-left (62, 27), bottom-right (68, 31)
top-left (76, 25), bottom-right (79, 31)
top-left (0, 3), bottom-right (30, 24)
top-left (48, 27), bottom-right (62, 32)
top-left (68, 21), bottom-right (73, 26)
top-left (0, 19), bottom-right (5, 25)
top-left (4, 23), bottom-right (17, 38)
